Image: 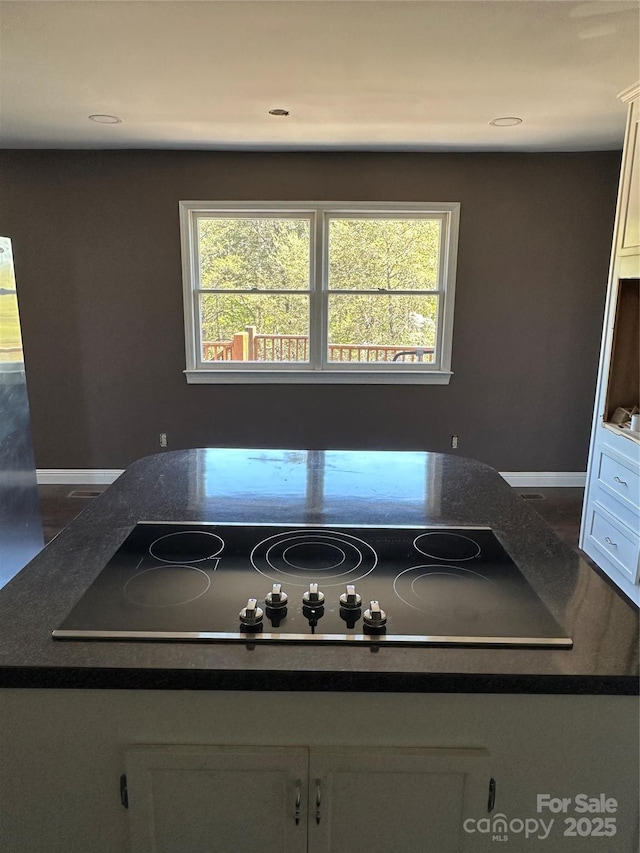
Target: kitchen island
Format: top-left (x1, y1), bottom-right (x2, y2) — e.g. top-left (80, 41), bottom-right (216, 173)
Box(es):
top-left (0, 449), bottom-right (638, 852)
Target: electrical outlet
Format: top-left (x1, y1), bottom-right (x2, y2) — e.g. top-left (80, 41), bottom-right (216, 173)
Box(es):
top-left (451, 435), bottom-right (459, 449)
top-left (159, 433), bottom-right (168, 448)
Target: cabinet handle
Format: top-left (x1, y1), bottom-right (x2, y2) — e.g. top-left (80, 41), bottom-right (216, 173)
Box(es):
top-left (613, 476), bottom-right (628, 486)
top-left (604, 536), bottom-right (617, 547)
top-left (315, 778), bottom-right (322, 825)
top-left (487, 777), bottom-right (497, 813)
top-left (294, 779), bottom-right (301, 825)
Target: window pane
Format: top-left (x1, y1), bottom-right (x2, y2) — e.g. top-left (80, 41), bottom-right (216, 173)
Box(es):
top-left (0, 245), bottom-right (23, 363)
top-left (328, 218), bottom-right (441, 291)
top-left (201, 293), bottom-right (310, 362)
top-left (327, 294), bottom-right (438, 363)
top-left (198, 218), bottom-right (310, 290)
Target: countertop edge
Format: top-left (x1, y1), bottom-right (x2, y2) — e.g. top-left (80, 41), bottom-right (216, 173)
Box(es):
top-left (1, 667), bottom-right (637, 696)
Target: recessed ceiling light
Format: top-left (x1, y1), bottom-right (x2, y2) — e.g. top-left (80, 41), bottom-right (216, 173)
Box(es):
top-left (489, 117), bottom-right (523, 127)
top-left (268, 108), bottom-right (290, 117)
top-left (89, 114), bottom-right (122, 124)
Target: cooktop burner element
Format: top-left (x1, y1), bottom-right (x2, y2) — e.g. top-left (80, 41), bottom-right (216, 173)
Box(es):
top-left (149, 530), bottom-right (224, 563)
top-left (52, 523), bottom-right (573, 648)
top-left (251, 528), bottom-right (377, 587)
top-left (414, 531), bottom-right (481, 561)
top-left (393, 566), bottom-right (500, 618)
top-left (123, 565), bottom-right (212, 608)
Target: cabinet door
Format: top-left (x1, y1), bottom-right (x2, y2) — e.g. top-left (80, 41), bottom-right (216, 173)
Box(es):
top-left (620, 95), bottom-right (640, 257)
top-left (125, 745), bottom-right (308, 853)
top-left (309, 747), bottom-right (490, 853)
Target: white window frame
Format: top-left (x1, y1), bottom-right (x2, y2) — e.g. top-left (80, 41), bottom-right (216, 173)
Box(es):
top-left (179, 201), bottom-right (460, 384)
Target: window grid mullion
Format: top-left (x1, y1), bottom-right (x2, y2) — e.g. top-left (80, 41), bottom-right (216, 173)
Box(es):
top-left (326, 289), bottom-right (442, 296)
top-left (196, 289), bottom-right (310, 295)
top-left (191, 213), bottom-right (204, 369)
top-left (311, 213), bottom-right (325, 370)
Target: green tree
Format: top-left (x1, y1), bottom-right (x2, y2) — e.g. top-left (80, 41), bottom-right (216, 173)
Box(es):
top-left (198, 216), bottom-right (441, 361)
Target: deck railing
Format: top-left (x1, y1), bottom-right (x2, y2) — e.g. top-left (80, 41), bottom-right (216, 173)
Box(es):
top-left (203, 328), bottom-right (434, 364)
top-left (254, 334), bottom-right (308, 362)
top-left (326, 344), bottom-right (431, 362)
top-left (202, 341), bottom-right (234, 361)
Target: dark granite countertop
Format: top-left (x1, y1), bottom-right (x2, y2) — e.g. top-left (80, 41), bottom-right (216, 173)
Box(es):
top-left (0, 449), bottom-right (637, 694)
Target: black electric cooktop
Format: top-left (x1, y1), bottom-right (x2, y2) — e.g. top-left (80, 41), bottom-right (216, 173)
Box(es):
top-left (52, 523), bottom-right (572, 647)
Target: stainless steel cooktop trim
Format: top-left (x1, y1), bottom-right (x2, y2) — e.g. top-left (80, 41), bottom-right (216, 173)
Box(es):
top-left (51, 629), bottom-right (572, 647)
top-left (137, 521), bottom-right (494, 531)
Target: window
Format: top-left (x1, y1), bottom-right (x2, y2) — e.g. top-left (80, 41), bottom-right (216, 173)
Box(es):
top-left (180, 201), bottom-right (460, 383)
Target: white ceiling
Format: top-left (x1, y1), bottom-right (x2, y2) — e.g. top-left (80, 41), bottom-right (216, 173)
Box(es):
top-left (1, 0), bottom-right (639, 151)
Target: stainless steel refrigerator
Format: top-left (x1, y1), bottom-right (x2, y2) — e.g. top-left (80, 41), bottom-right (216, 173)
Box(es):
top-left (0, 236), bottom-right (43, 588)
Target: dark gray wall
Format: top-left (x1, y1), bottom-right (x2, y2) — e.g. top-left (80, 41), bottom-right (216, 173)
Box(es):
top-left (0, 150), bottom-right (619, 471)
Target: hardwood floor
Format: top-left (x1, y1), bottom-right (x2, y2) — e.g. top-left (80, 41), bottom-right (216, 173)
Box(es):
top-left (38, 484), bottom-right (108, 544)
top-left (512, 487), bottom-right (584, 551)
top-left (38, 484), bottom-right (585, 550)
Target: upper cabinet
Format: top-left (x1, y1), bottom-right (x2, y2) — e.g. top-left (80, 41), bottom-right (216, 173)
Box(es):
top-left (617, 84), bottom-right (640, 270)
top-left (580, 83), bottom-right (640, 606)
top-left (599, 82), bottom-right (640, 445)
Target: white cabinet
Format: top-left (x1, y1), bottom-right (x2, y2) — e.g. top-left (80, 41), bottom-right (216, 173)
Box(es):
top-left (124, 745), bottom-right (491, 853)
top-left (308, 747), bottom-right (489, 853)
top-left (617, 87), bottom-right (640, 266)
top-left (580, 82), bottom-right (640, 605)
top-left (2, 690), bottom-right (639, 853)
top-left (125, 746), bottom-right (308, 853)
top-left (584, 500), bottom-right (640, 584)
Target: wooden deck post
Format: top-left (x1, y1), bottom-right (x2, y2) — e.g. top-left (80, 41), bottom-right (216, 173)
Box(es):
top-left (244, 326), bottom-right (257, 360)
top-left (231, 332), bottom-right (248, 361)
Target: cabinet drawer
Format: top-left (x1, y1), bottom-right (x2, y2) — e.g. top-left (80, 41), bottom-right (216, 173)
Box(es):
top-left (587, 503), bottom-right (640, 583)
top-left (597, 448), bottom-right (640, 511)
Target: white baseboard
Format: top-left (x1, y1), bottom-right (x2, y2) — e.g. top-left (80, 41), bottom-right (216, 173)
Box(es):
top-left (36, 468), bottom-right (585, 488)
top-left (500, 472), bottom-right (586, 488)
top-left (36, 469), bottom-right (124, 485)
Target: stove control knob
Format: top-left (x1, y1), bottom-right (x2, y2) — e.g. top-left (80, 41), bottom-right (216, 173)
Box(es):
top-left (363, 600), bottom-right (387, 629)
top-left (303, 583), bottom-right (325, 606)
top-left (239, 598), bottom-right (264, 627)
top-left (265, 583), bottom-right (288, 609)
top-left (339, 584), bottom-right (362, 610)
